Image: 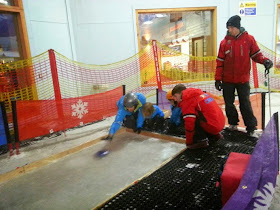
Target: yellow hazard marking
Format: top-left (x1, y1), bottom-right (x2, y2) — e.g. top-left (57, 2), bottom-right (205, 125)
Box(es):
top-left (245, 2), bottom-right (256, 7)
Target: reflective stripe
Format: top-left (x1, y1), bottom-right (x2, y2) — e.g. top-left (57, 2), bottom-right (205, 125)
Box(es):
top-left (251, 50), bottom-right (260, 58)
top-left (217, 57), bottom-right (224, 62)
top-left (183, 114), bottom-right (196, 119)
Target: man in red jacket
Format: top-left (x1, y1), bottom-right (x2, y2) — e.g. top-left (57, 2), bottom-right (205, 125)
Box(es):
top-left (215, 15), bottom-right (273, 137)
top-left (172, 84), bottom-right (225, 149)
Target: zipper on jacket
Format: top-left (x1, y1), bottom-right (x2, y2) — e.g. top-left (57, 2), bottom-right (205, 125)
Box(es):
top-left (241, 45), bottom-right (243, 56)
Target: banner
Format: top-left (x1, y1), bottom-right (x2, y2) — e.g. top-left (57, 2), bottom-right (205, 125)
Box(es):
top-left (16, 86), bottom-right (123, 141)
top-left (223, 113), bottom-right (279, 209)
top-left (158, 89), bottom-right (171, 111)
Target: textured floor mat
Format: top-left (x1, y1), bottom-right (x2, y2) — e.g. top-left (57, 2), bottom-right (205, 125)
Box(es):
top-left (97, 129), bottom-right (258, 210)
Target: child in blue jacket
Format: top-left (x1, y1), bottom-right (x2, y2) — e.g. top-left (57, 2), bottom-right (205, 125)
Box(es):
top-left (166, 89), bottom-right (185, 136)
top-left (140, 102), bottom-right (166, 132)
top-left (102, 92), bottom-right (146, 140)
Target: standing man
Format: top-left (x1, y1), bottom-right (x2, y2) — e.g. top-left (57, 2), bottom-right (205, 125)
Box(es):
top-left (172, 84), bottom-right (225, 149)
top-left (215, 15), bottom-right (273, 137)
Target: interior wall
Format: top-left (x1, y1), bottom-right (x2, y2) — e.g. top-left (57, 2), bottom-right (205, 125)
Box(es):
top-left (225, 0), bottom-right (276, 51)
top-left (22, 0), bottom-right (74, 59)
top-left (69, 0), bottom-right (221, 65)
top-left (23, 0), bottom-right (277, 64)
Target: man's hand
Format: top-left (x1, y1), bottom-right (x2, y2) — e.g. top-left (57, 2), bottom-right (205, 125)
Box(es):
top-left (133, 127), bottom-right (141, 134)
top-left (101, 135), bottom-right (113, 141)
top-left (215, 80), bottom-right (222, 91)
top-left (264, 59), bottom-right (273, 70)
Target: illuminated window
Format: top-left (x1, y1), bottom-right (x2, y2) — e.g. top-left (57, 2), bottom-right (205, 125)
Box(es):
top-left (0, 0), bottom-right (14, 6)
top-left (137, 8), bottom-right (216, 57)
top-left (0, 0), bottom-right (30, 64)
top-left (0, 12), bottom-right (22, 63)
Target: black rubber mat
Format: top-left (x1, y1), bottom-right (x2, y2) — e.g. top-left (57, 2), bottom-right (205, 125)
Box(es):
top-left (97, 129), bottom-right (258, 210)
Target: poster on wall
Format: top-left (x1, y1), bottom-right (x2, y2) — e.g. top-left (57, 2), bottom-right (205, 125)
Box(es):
top-left (239, 1), bottom-right (257, 16)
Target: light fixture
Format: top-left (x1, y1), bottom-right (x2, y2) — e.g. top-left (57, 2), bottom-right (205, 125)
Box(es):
top-left (0, 0), bottom-right (8, 5)
top-left (155, 14), bottom-right (166, 18)
top-left (143, 15), bottom-right (153, 25)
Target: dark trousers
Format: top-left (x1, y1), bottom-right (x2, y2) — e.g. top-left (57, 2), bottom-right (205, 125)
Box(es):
top-left (192, 118), bottom-right (208, 143)
top-left (123, 111), bottom-right (138, 130)
top-left (143, 115), bottom-right (165, 132)
top-left (222, 82), bottom-right (257, 131)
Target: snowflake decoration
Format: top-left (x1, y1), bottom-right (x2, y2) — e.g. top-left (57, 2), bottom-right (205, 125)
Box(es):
top-left (253, 182), bottom-right (275, 209)
top-left (71, 99), bottom-right (88, 119)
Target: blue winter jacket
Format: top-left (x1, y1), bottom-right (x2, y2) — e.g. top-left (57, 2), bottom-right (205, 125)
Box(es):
top-left (169, 105), bottom-right (182, 126)
top-left (109, 93), bottom-right (146, 135)
top-left (137, 105), bottom-right (164, 128)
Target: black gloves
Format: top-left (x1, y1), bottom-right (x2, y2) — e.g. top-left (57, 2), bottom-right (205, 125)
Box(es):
top-left (264, 59), bottom-right (273, 70)
top-left (215, 80), bottom-right (222, 91)
top-left (264, 60), bottom-right (273, 76)
top-left (101, 135), bottom-right (113, 141)
top-left (133, 127), bottom-right (142, 134)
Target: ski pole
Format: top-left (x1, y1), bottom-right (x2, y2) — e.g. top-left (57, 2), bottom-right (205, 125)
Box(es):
top-left (265, 67), bottom-right (271, 118)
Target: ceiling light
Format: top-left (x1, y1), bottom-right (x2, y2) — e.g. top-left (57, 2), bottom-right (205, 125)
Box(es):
top-left (0, 0), bottom-right (8, 5)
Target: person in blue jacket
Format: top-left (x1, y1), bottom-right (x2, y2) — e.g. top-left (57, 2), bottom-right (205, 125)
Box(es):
top-left (165, 89), bottom-right (185, 136)
top-left (140, 102), bottom-right (166, 132)
top-left (102, 92), bottom-right (146, 140)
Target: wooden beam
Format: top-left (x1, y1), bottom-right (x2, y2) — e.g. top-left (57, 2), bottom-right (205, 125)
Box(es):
top-left (126, 128), bottom-right (185, 144)
top-left (0, 5), bottom-right (22, 12)
top-left (18, 10), bottom-right (31, 59)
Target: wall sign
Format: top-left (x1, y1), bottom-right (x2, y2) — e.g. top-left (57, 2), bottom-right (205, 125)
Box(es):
top-left (239, 1), bottom-right (257, 16)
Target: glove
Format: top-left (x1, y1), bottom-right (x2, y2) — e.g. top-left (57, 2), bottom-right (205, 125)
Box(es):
top-left (264, 59), bottom-right (273, 70)
top-left (215, 80), bottom-right (222, 91)
top-left (133, 127), bottom-right (142, 134)
top-left (101, 135), bottom-right (113, 141)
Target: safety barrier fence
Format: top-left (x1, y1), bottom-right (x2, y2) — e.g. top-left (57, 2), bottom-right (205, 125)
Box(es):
top-left (0, 40), bottom-right (280, 156)
top-left (158, 89), bottom-right (265, 130)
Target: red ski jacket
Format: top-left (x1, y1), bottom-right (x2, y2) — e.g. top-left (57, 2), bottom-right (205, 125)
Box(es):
top-left (215, 28), bottom-right (268, 83)
top-left (178, 88), bottom-right (225, 145)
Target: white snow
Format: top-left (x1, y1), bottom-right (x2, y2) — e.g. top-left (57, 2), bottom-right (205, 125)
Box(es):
top-left (0, 92), bottom-right (279, 207)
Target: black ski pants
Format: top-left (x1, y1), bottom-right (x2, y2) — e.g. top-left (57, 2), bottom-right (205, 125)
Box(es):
top-left (222, 82), bottom-right (257, 131)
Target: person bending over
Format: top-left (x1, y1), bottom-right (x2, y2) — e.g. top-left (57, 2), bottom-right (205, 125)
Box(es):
top-left (172, 84), bottom-right (225, 149)
top-left (165, 89), bottom-right (185, 136)
top-left (102, 92), bottom-right (146, 140)
top-left (140, 102), bottom-right (166, 133)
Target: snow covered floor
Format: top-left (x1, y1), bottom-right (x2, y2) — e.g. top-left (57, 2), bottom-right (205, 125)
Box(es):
top-left (0, 119), bottom-right (185, 209)
top-left (0, 117), bottom-right (116, 175)
top-left (0, 93), bottom-right (279, 209)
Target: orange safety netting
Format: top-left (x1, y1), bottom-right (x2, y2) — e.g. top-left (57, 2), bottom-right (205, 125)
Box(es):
top-left (0, 40), bottom-right (279, 141)
top-left (209, 93), bottom-right (262, 130)
top-left (16, 86), bottom-right (123, 141)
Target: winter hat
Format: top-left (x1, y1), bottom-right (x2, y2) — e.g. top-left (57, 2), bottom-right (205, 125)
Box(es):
top-left (226, 15), bottom-right (241, 29)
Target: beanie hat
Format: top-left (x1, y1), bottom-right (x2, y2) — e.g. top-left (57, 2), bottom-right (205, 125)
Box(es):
top-left (226, 15), bottom-right (241, 29)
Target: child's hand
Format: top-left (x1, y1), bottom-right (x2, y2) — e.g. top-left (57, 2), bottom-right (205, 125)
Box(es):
top-left (101, 135), bottom-right (113, 141)
top-left (133, 127), bottom-right (142, 134)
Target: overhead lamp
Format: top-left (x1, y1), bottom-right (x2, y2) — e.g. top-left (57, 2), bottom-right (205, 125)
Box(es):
top-left (143, 15), bottom-right (153, 25)
top-left (0, 0), bottom-right (8, 5)
top-left (143, 21), bottom-right (153, 25)
top-left (155, 14), bottom-right (165, 18)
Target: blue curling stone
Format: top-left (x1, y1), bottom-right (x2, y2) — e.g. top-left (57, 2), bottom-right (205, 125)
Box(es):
top-left (96, 150), bottom-right (109, 157)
